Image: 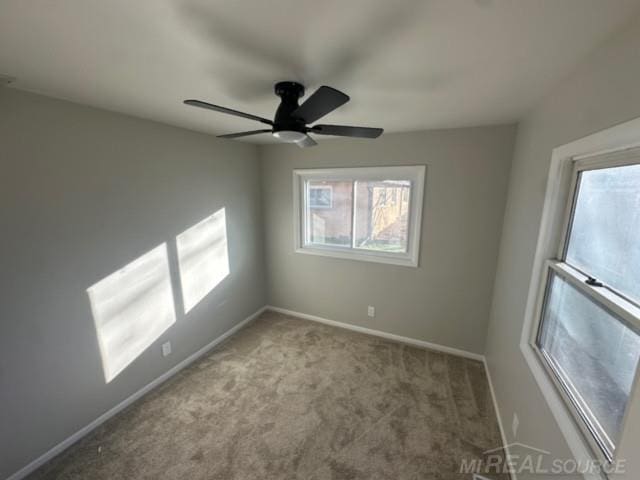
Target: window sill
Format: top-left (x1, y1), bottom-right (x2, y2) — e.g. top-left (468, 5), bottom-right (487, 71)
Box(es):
top-left (295, 246), bottom-right (419, 267)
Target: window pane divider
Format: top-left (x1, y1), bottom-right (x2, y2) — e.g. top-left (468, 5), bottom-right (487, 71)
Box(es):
top-left (546, 260), bottom-right (640, 331)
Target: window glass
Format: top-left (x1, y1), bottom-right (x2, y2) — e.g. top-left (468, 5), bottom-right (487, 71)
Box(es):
top-left (354, 180), bottom-right (411, 253)
top-left (566, 164), bottom-right (640, 303)
top-left (308, 186), bottom-right (332, 208)
top-left (305, 180), bottom-right (353, 247)
top-left (537, 271), bottom-right (640, 455)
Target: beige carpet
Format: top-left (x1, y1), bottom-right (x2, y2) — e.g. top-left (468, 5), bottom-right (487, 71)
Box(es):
top-left (27, 311), bottom-right (506, 479)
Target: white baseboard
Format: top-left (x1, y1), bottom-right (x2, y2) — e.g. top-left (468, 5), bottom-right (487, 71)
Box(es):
top-left (6, 306), bottom-right (267, 480)
top-left (265, 305), bottom-right (485, 362)
top-left (483, 358), bottom-right (517, 480)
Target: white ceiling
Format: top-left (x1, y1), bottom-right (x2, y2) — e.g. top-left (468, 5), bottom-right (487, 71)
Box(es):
top-left (1, 0), bottom-right (639, 142)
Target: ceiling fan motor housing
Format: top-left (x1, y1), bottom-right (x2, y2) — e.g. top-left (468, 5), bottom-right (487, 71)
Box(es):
top-left (273, 81), bottom-right (307, 134)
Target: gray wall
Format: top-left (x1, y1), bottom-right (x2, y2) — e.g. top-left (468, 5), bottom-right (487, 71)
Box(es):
top-left (0, 88), bottom-right (266, 478)
top-left (260, 125), bottom-right (516, 354)
top-left (485, 14), bottom-right (640, 478)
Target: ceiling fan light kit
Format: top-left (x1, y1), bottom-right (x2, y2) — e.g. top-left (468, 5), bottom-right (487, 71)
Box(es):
top-left (272, 130), bottom-right (307, 143)
top-left (184, 81), bottom-right (383, 148)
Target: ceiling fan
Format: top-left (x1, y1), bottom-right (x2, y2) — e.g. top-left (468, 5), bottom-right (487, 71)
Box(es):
top-left (184, 82), bottom-right (383, 148)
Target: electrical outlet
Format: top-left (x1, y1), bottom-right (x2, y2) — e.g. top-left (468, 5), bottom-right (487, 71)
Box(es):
top-left (162, 341), bottom-right (172, 357)
top-left (367, 306), bottom-right (375, 317)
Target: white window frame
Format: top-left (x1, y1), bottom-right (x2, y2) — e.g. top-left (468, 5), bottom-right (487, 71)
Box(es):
top-left (293, 165), bottom-right (426, 267)
top-left (521, 117), bottom-right (640, 478)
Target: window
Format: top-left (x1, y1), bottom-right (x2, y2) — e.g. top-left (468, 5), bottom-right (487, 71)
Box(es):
top-left (533, 150), bottom-right (640, 462)
top-left (293, 166), bottom-right (425, 266)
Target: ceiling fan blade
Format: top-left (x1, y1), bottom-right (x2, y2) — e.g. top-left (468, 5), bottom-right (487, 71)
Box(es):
top-left (311, 124), bottom-right (383, 138)
top-left (184, 99), bottom-right (273, 125)
top-left (217, 129), bottom-right (272, 139)
top-left (291, 86), bottom-right (349, 124)
top-left (296, 135), bottom-right (318, 148)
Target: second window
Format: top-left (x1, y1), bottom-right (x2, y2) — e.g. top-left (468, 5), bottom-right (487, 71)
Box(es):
top-left (294, 166), bottom-right (425, 266)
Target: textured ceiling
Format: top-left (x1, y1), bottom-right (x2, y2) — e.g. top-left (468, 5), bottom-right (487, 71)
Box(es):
top-left (1, 0), bottom-right (639, 142)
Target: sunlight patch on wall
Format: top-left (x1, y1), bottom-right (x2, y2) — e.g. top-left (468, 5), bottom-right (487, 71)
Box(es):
top-left (87, 243), bottom-right (176, 383)
top-left (176, 208), bottom-right (230, 314)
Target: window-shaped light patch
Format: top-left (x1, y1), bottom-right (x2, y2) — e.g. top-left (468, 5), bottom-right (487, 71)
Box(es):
top-left (87, 244), bottom-right (176, 383)
top-left (176, 208), bottom-right (230, 313)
